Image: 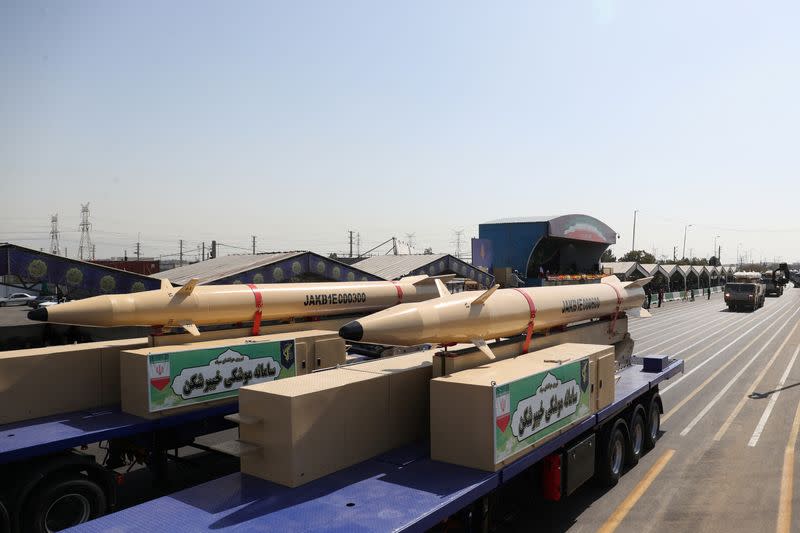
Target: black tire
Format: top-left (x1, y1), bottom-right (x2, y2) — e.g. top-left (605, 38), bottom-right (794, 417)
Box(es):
top-left (645, 394), bottom-right (662, 450)
top-left (23, 475), bottom-right (107, 533)
top-left (597, 419), bottom-right (628, 487)
top-left (627, 407), bottom-right (647, 466)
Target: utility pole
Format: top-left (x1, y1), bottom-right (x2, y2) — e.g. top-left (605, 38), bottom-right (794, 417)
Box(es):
top-left (682, 224), bottom-right (693, 260)
top-left (179, 239), bottom-right (184, 266)
top-left (202, 242), bottom-right (205, 261)
top-left (91, 244), bottom-right (96, 260)
top-left (135, 234), bottom-right (141, 261)
top-left (252, 235), bottom-right (256, 255)
top-left (78, 203), bottom-right (93, 260)
top-left (673, 246), bottom-right (677, 262)
top-left (404, 233), bottom-right (415, 254)
top-left (49, 214), bottom-right (60, 255)
top-left (392, 237), bottom-right (398, 255)
top-left (631, 210), bottom-right (638, 252)
top-left (348, 231), bottom-right (355, 257)
top-left (356, 233), bottom-right (361, 257)
top-left (211, 240), bottom-right (217, 259)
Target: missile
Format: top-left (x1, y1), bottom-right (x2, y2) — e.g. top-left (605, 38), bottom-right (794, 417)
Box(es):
top-left (27, 275), bottom-right (453, 335)
top-left (338, 275), bottom-right (652, 357)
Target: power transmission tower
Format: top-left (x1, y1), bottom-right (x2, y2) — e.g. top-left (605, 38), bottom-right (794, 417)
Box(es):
top-left (451, 229), bottom-right (464, 259)
top-left (179, 239), bottom-right (184, 266)
top-left (348, 231), bottom-right (355, 257)
top-left (49, 214), bottom-right (60, 255)
top-left (252, 235), bottom-right (257, 255)
top-left (404, 233), bottom-right (415, 254)
top-left (135, 233), bottom-right (141, 260)
top-left (78, 203), bottom-right (93, 260)
top-left (356, 233), bottom-right (361, 257)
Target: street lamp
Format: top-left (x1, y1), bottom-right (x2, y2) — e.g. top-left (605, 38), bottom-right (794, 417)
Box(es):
top-left (682, 224), bottom-right (694, 260)
top-left (736, 242), bottom-right (742, 268)
top-left (631, 210), bottom-right (639, 253)
top-left (713, 235), bottom-right (720, 262)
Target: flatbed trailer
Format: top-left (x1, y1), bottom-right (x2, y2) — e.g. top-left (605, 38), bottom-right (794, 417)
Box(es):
top-left (66, 358), bottom-right (683, 533)
top-left (0, 401), bottom-right (240, 533)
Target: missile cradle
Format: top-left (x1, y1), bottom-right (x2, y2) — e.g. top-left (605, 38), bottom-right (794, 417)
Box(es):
top-left (27, 275), bottom-right (451, 336)
top-left (339, 275), bottom-right (651, 357)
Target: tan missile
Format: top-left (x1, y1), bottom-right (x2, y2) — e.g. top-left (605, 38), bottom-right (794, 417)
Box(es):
top-left (338, 275), bottom-right (651, 357)
top-left (27, 275), bottom-right (453, 335)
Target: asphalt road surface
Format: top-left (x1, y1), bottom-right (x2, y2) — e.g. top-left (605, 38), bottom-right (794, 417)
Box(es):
top-left (503, 286), bottom-right (800, 533)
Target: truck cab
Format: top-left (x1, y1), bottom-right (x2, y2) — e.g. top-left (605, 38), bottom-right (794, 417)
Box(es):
top-left (725, 272), bottom-right (765, 311)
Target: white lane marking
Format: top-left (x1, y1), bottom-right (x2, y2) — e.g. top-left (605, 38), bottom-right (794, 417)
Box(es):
top-left (679, 308), bottom-right (800, 436)
top-left (661, 299), bottom-right (796, 394)
top-left (635, 313), bottom-right (734, 354)
top-left (661, 306), bottom-right (796, 423)
top-left (748, 345), bottom-right (800, 447)
top-left (713, 320), bottom-right (800, 441)
top-left (629, 301), bottom-right (724, 333)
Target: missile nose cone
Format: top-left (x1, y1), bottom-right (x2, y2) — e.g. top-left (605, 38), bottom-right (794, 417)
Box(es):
top-left (28, 307), bottom-right (48, 322)
top-left (339, 321), bottom-right (364, 342)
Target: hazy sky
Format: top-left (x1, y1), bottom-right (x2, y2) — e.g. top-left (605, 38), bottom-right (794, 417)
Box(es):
top-left (2, 1), bottom-right (798, 264)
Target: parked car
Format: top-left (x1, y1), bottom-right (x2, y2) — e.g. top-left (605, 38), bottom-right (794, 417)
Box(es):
top-left (29, 295), bottom-right (60, 309)
top-left (0, 293), bottom-right (37, 307)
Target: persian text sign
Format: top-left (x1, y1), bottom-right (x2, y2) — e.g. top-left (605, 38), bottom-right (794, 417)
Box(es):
top-left (147, 340), bottom-right (296, 412)
top-left (494, 358), bottom-right (591, 463)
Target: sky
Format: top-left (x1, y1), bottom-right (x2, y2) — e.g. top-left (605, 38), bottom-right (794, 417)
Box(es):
top-left (1, 1), bottom-right (799, 265)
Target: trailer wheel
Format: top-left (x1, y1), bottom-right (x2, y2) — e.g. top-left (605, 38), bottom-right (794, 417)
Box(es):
top-left (627, 407), bottom-right (647, 466)
top-left (597, 420), bottom-right (627, 487)
top-left (645, 394), bottom-right (662, 450)
top-left (23, 474), bottom-right (107, 533)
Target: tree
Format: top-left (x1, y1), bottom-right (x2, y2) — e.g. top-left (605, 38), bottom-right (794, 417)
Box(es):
top-left (423, 247), bottom-right (434, 255)
top-left (328, 253), bottom-right (338, 259)
top-left (601, 249), bottom-right (616, 262)
top-left (619, 250), bottom-right (656, 264)
top-left (709, 256), bottom-right (719, 266)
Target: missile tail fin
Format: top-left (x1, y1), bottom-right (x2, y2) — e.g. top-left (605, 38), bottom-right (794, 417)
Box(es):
top-left (471, 338), bottom-right (496, 359)
top-left (622, 276), bottom-right (654, 289)
top-left (181, 323), bottom-right (200, 336)
top-left (410, 274), bottom-right (457, 286)
top-left (627, 307), bottom-right (652, 318)
top-left (177, 278), bottom-right (199, 296)
top-left (472, 284), bottom-right (499, 305)
top-left (434, 279), bottom-right (451, 297)
top-left (601, 275), bottom-right (622, 287)
top-left (160, 279), bottom-right (173, 291)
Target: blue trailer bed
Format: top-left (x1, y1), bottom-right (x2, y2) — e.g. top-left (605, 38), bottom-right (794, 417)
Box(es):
top-left (66, 359), bottom-right (683, 533)
top-left (0, 402), bottom-right (239, 465)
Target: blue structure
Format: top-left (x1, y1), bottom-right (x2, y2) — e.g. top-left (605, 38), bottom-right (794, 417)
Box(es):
top-left (0, 243), bottom-right (161, 298)
top-left (478, 215), bottom-right (616, 285)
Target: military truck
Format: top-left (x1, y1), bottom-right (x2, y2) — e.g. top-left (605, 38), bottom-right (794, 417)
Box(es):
top-left (725, 271), bottom-right (766, 311)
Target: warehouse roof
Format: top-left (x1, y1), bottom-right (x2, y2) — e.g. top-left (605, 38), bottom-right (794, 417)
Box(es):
top-left (352, 254), bottom-right (494, 287)
top-left (153, 251), bottom-right (382, 285)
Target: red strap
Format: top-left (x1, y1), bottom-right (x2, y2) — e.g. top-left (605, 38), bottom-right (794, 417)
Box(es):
top-left (392, 281), bottom-right (404, 303)
top-left (607, 284), bottom-right (623, 335)
top-left (513, 288), bottom-right (537, 353)
top-left (247, 284), bottom-right (263, 335)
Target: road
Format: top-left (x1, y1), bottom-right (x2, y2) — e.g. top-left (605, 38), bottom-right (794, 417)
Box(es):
top-left (504, 286), bottom-right (800, 533)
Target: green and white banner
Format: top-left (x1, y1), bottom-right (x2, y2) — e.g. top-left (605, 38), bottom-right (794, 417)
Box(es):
top-left (147, 340), bottom-right (296, 412)
top-left (494, 358), bottom-right (591, 463)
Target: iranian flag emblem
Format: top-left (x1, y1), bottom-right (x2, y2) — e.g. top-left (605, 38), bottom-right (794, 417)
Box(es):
top-left (495, 390), bottom-right (511, 433)
top-left (149, 356), bottom-right (171, 391)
